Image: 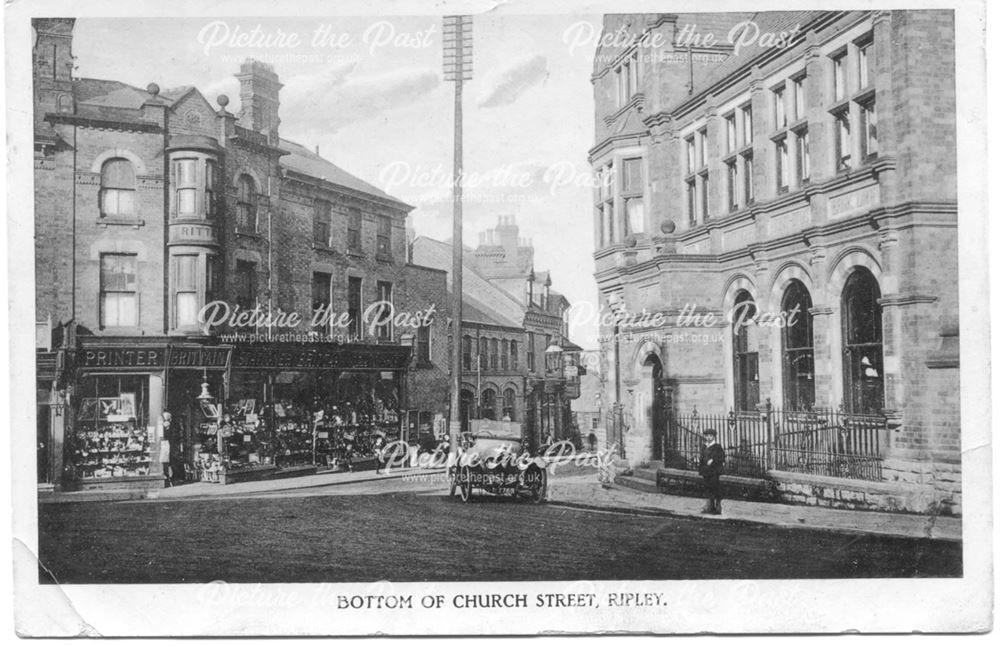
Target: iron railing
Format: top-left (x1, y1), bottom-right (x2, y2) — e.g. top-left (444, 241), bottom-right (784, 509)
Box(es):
top-left (664, 401), bottom-right (885, 482)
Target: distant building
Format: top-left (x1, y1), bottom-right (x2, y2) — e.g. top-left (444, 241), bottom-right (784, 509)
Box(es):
top-left (590, 11), bottom-right (959, 512)
top-left (571, 350), bottom-right (607, 451)
top-left (412, 216), bottom-right (582, 447)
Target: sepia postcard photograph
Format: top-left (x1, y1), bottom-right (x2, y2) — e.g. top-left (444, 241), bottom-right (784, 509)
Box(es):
top-left (5, 0), bottom-right (992, 637)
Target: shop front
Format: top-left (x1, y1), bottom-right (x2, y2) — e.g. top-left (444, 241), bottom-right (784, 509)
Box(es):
top-left (217, 342), bottom-right (412, 484)
top-left (60, 339), bottom-right (412, 489)
top-left (67, 341), bottom-right (169, 491)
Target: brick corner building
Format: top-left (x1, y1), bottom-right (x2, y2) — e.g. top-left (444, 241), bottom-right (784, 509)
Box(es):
top-left (33, 18), bottom-right (450, 490)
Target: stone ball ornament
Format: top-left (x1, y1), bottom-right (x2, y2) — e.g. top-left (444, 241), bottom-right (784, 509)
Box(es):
top-left (660, 219), bottom-right (676, 234)
top-left (625, 234), bottom-right (638, 248)
top-left (217, 94), bottom-right (230, 108)
top-left (146, 82), bottom-right (160, 96)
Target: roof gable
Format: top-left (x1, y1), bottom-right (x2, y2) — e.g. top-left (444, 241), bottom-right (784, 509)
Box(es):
top-left (411, 237), bottom-right (525, 329)
top-left (168, 88), bottom-right (218, 138)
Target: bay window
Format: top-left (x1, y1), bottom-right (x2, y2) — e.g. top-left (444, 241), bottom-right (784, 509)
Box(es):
top-left (172, 254), bottom-right (199, 327)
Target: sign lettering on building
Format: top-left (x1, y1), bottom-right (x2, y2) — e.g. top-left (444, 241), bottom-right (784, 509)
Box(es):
top-left (168, 347), bottom-right (230, 369)
top-left (231, 344), bottom-right (411, 371)
top-left (79, 347), bottom-right (166, 369)
top-left (168, 223), bottom-right (219, 245)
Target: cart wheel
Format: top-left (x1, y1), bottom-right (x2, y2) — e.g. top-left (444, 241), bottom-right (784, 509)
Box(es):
top-left (528, 467), bottom-right (547, 504)
top-left (459, 466), bottom-right (473, 503)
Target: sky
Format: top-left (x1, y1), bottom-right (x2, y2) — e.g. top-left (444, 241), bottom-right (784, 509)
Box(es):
top-left (73, 15), bottom-right (604, 347)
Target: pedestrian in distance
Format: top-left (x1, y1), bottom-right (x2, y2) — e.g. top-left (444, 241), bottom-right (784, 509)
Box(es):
top-left (698, 428), bottom-right (725, 515)
top-left (158, 412), bottom-right (173, 487)
top-left (373, 435), bottom-right (386, 474)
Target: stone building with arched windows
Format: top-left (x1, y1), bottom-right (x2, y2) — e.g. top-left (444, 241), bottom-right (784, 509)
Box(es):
top-left (590, 11), bottom-right (959, 512)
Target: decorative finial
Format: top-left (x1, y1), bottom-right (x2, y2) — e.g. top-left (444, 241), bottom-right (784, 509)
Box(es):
top-left (146, 82), bottom-right (160, 96)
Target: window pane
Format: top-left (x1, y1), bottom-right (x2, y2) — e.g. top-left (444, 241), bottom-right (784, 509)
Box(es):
top-left (175, 159), bottom-right (196, 186)
top-left (626, 198), bottom-right (644, 234)
top-left (178, 188), bottom-right (196, 214)
top-left (176, 292), bottom-right (197, 326)
top-left (742, 105), bottom-right (753, 144)
top-left (239, 176), bottom-right (255, 201)
top-left (102, 159), bottom-right (135, 189)
top-left (312, 272), bottom-right (331, 309)
top-left (622, 158), bottom-right (642, 193)
top-left (175, 255), bottom-right (197, 290)
top-left (102, 189), bottom-right (134, 216)
top-left (102, 293), bottom-right (137, 327)
top-left (101, 255), bottom-right (136, 290)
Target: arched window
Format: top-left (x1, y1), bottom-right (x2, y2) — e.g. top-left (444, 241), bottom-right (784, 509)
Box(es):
top-left (842, 268), bottom-right (884, 415)
top-left (480, 388), bottom-right (496, 420)
top-left (732, 290), bottom-right (759, 411)
top-left (100, 158), bottom-right (135, 217)
top-left (781, 279), bottom-right (815, 410)
top-left (462, 335), bottom-right (472, 371)
top-left (459, 389), bottom-right (474, 433)
top-left (502, 388), bottom-right (516, 421)
top-left (236, 175), bottom-right (258, 232)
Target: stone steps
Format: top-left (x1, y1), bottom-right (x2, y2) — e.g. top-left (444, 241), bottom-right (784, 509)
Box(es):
top-left (614, 474), bottom-right (661, 494)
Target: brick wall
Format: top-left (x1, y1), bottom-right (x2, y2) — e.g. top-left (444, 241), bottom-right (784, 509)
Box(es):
top-left (67, 125), bottom-right (168, 334)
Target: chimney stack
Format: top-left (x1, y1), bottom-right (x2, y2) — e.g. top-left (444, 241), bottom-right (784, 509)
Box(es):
top-left (236, 59), bottom-right (282, 142)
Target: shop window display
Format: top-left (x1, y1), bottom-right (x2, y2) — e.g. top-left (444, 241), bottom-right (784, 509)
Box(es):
top-left (71, 374), bottom-right (151, 479)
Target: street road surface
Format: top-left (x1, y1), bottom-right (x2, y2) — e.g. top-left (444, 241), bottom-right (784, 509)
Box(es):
top-left (38, 473), bottom-right (961, 583)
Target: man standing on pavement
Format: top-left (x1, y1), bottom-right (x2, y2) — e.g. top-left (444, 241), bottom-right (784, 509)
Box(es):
top-left (698, 429), bottom-right (725, 514)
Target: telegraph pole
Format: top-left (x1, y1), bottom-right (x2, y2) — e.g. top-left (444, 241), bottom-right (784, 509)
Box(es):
top-left (443, 15), bottom-right (473, 462)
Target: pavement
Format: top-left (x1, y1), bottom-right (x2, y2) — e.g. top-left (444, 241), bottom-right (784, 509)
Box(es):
top-left (38, 464), bottom-right (962, 542)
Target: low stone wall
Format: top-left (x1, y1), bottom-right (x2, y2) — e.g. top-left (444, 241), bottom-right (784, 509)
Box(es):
top-left (772, 470), bottom-right (960, 515)
top-left (655, 468), bottom-right (780, 502)
top-left (653, 467), bottom-right (961, 516)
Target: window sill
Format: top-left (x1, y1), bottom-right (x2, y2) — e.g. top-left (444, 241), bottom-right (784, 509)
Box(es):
top-left (852, 86), bottom-right (876, 104)
top-left (375, 255), bottom-right (395, 264)
top-left (235, 230), bottom-right (265, 241)
top-left (96, 218), bottom-right (145, 228)
top-left (98, 325), bottom-right (141, 333)
top-left (346, 249), bottom-right (365, 259)
top-left (172, 215), bottom-right (216, 224)
top-left (828, 99), bottom-right (850, 114)
top-left (313, 243), bottom-right (339, 254)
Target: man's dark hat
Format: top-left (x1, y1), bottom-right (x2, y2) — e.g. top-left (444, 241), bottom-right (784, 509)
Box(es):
top-left (704, 429), bottom-right (717, 437)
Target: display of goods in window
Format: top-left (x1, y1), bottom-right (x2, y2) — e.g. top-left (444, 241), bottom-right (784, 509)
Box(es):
top-left (220, 400), bottom-right (270, 471)
top-left (72, 394), bottom-right (152, 479)
top-left (272, 399), bottom-right (314, 469)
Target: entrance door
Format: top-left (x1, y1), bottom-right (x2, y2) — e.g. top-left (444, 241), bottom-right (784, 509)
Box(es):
top-left (648, 356), bottom-right (665, 461)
